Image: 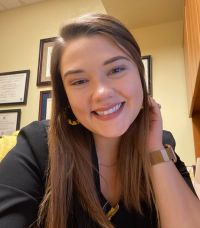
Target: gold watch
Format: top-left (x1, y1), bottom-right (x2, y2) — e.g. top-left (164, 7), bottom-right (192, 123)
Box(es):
top-left (149, 144), bottom-right (177, 166)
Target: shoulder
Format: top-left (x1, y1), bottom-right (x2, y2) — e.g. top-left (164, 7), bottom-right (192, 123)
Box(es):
top-left (18, 120), bottom-right (49, 177)
top-left (20, 120), bottom-right (49, 139)
top-left (0, 120), bottom-right (49, 193)
top-left (19, 120), bottom-right (49, 155)
top-left (0, 121), bottom-right (50, 226)
top-left (0, 120), bottom-right (49, 183)
top-left (162, 130), bottom-right (176, 149)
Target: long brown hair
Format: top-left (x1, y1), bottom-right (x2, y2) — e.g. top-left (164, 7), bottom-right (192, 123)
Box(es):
top-left (38, 13), bottom-right (156, 228)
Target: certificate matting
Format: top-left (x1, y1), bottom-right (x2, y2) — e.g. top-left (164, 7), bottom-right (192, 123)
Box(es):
top-left (0, 109), bottom-right (21, 136)
top-left (0, 70), bottom-right (30, 106)
top-left (37, 37), bottom-right (56, 86)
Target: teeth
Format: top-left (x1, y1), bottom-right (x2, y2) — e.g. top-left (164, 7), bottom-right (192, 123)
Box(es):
top-left (96, 103), bottom-right (122, 116)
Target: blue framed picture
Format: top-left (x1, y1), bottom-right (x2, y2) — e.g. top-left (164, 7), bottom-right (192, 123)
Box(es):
top-left (38, 90), bottom-right (52, 120)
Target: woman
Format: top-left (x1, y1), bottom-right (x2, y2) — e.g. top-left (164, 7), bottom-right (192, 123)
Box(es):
top-left (0, 13), bottom-right (199, 228)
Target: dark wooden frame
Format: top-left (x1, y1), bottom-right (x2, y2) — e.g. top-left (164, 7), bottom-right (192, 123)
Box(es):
top-left (0, 109), bottom-right (21, 136)
top-left (38, 90), bottom-right (52, 120)
top-left (142, 55), bottom-right (152, 95)
top-left (0, 70), bottom-right (30, 106)
top-left (37, 37), bottom-right (57, 86)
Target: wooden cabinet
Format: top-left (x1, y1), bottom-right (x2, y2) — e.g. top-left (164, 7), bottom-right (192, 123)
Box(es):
top-left (184, 0), bottom-right (200, 158)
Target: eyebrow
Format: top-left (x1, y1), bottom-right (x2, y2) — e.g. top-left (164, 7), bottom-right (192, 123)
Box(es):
top-left (63, 55), bottom-right (131, 77)
top-left (103, 55), bottom-right (131, 65)
top-left (63, 69), bottom-right (84, 78)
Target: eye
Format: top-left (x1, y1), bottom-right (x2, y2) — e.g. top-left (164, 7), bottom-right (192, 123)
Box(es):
top-left (71, 79), bottom-right (88, 86)
top-left (109, 66), bottom-right (126, 75)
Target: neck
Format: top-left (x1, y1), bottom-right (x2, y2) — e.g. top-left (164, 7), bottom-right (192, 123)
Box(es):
top-left (93, 134), bottom-right (120, 166)
top-left (93, 134), bottom-right (121, 206)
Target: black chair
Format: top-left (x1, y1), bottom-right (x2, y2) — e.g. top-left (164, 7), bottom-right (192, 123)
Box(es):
top-left (162, 130), bottom-right (196, 195)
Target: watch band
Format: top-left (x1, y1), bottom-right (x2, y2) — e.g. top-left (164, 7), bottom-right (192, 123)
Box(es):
top-left (149, 144), bottom-right (177, 166)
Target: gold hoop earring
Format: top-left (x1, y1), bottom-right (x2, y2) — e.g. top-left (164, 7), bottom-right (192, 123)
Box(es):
top-left (68, 119), bottom-right (79, 126)
top-left (66, 105), bottom-right (79, 126)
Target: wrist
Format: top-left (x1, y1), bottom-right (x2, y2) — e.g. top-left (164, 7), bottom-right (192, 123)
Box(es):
top-left (149, 144), bottom-right (177, 166)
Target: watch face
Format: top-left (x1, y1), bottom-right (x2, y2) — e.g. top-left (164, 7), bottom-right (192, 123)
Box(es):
top-left (149, 150), bottom-right (166, 165)
top-left (149, 144), bottom-right (177, 166)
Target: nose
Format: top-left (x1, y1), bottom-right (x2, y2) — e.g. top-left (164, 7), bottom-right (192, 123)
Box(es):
top-left (91, 78), bottom-right (114, 104)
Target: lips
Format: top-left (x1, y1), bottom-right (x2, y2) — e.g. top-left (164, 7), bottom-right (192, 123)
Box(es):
top-left (92, 102), bottom-right (125, 116)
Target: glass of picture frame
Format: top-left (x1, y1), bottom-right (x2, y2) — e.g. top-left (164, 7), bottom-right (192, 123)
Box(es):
top-left (0, 109), bottom-right (21, 136)
top-left (38, 90), bottom-right (52, 120)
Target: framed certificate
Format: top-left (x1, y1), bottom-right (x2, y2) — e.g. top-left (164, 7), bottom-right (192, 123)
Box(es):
top-left (142, 55), bottom-right (152, 95)
top-left (38, 90), bottom-right (52, 120)
top-left (0, 70), bottom-right (30, 106)
top-left (37, 37), bottom-right (57, 86)
top-left (0, 109), bottom-right (21, 136)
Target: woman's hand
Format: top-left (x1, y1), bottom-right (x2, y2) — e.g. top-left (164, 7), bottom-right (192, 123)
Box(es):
top-left (147, 96), bottom-right (164, 153)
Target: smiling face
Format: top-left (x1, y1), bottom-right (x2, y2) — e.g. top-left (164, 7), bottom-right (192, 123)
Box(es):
top-left (60, 35), bottom-right (143, 139)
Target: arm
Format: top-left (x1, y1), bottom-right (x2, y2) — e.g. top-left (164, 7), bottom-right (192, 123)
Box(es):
top-left (148, 98), bottom-right (200, 228)
top-left (151, 160), bottom-right (200, 228)
top-left (0, 121), bottom-right (48, 228)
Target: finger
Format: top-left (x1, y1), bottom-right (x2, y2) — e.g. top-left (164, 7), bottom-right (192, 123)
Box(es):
top-left (148, 96), bottom-right (161, 111)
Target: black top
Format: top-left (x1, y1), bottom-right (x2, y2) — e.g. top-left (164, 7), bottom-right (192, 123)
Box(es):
top-left (0, 121), bottom-right (195, 228)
